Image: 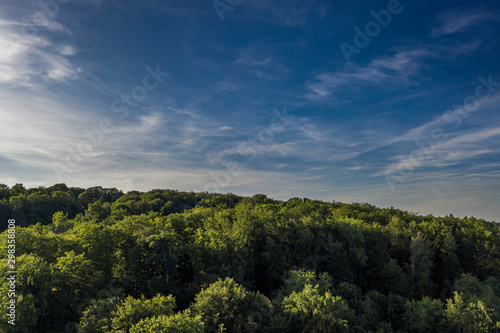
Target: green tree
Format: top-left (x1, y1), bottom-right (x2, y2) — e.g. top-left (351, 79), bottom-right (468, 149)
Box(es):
top-left (454, 273), bottom-right (498, 307)
top-left (409, 232), bottom-right (436, 298)
top-left (404, 297), bottom-right (443, 332)
top-left (129, 312), bottom-right (204, 333)
top-left (190, 277), bottom-right (272, 332)
top-left (71, 221), bottom-right (117, 280)
top-left (118, 226), bottom-right (178, 298)
top-left (277, 284), bottom-right (351, 333)
top-left (50, 251), bottom-right (104, 325)
top-left (51, 211), bottom-right (74, 233)
top-left (189, 209), bottom-right (253, 287)
top-left (77, 296), bottom-right (122, 333)
top-left (355, 290), bottom-right (408, 332)
top-left (111, 294), bottom-right (176, 332)
top-left (274, 269), bottom-right (333, 304)
top-left (444, 291), bottom-right (500, 332)
top-left (0, 254), bottom-right (51, 332)
top-left (335, 218), bottom-right (368, 284)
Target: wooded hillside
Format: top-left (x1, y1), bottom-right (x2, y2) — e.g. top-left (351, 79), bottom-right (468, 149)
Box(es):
top-left (1, 183), bottom-right (499, 332)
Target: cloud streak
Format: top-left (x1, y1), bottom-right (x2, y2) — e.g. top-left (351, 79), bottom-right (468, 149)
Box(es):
top-left (305, 49), bottom-right (431, 101)
top-left (0, 16), bottom-right (78, 87)
top-left (431, 8), bottom-right (499, 37)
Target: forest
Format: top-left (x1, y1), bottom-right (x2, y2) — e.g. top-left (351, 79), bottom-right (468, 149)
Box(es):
top-left (0, 183), bottom-right (499, 332)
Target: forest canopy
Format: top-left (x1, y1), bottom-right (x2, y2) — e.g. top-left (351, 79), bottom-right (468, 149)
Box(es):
top-left (0, 183), bottom-right (499, 332)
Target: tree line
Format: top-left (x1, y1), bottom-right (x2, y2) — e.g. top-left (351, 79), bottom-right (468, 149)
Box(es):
top-left (0, 183), bottom-right (499, 332)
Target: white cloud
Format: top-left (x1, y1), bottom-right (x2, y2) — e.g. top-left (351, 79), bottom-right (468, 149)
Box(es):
top-left (166, 106), bottom-right (201, 119)
top-left (377, 125), bottom-right (500, 177)
top-left (431, 8), bottom-right (499, 37)
top-left (0, 16), bottom-right (78, 87)
top-left (213, 80), bottom-right (240, 93)
top-left (306, 49), bottom-right (431, 101)
top-left (230, 44), bottom-right (289, 81)
top-left (389, 92), bottom-right (500, 144)
top-left (60, 45), bottom-right (77, 56)
top-left (298, 123), bottom-right (328, 141)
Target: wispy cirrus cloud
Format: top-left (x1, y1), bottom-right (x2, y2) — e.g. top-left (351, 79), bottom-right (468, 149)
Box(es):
top-left (431, 8), bottom-right (499, 37)
top-left (0, 91), bottom-right (205, 185)
top-left (231, 44), bottom-right (289, 81)
top-left (374, 92), bottom-right (500, 178)
top-left (389, 92), bottom-right (500, 144)
top-left (306, 7), bottom-right (498, 102)
top-left (306, 49), bottom-right (431, 101)
top-left (0, 16), bottom-right (78, 87)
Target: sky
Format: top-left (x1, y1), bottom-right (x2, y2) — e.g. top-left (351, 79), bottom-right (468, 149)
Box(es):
top-left (1, 0), bottom-right (500, 221)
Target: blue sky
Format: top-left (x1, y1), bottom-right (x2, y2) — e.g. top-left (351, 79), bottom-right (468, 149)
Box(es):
top-left (1, 0), bottom-right (500, 221)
